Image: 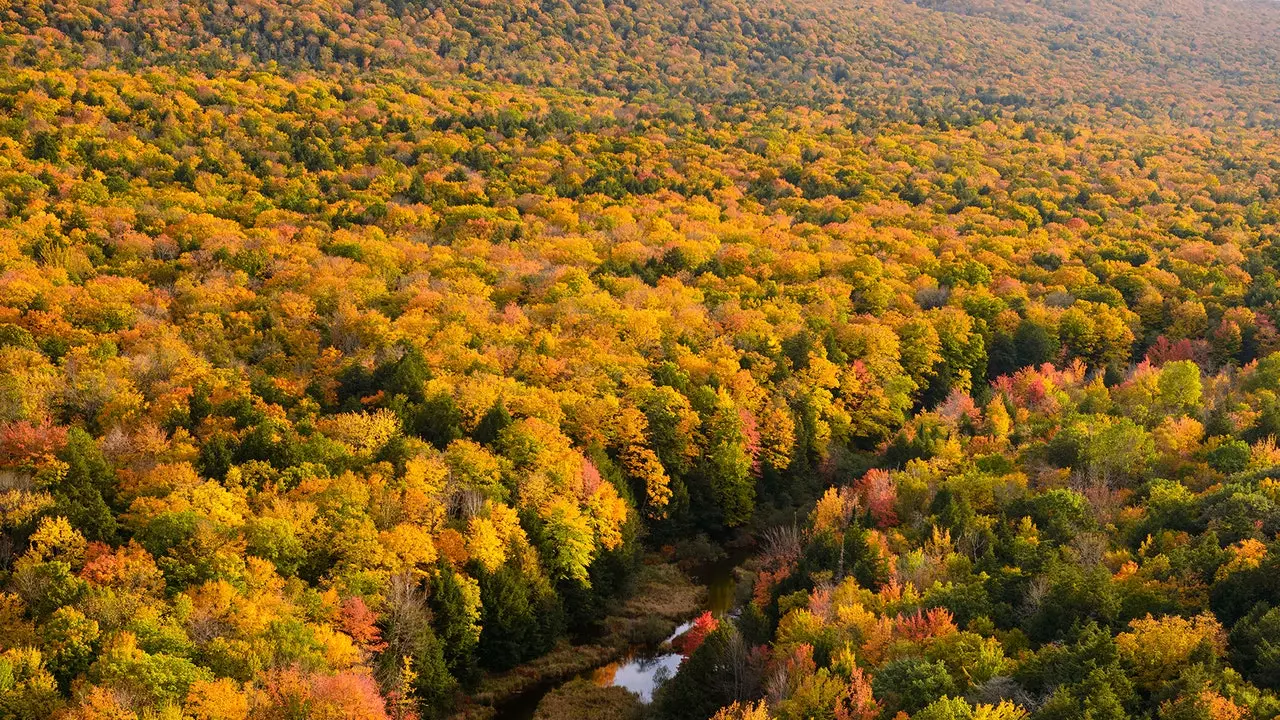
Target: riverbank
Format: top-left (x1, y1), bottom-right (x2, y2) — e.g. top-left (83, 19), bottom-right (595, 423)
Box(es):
top-left (531, 679), bottom-right (645, 720)
top-left (449, 559), bottom-right (707, 720)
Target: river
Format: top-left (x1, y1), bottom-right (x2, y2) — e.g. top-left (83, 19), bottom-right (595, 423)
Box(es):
top-left (495, 551), bottom-right (747, 719)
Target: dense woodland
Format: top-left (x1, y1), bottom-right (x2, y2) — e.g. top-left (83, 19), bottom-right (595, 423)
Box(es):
top-left (2, 0), bottom-right (1280, 718)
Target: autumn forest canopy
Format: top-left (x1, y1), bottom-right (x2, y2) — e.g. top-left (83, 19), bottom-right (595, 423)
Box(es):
top-left (3, 0), bottom-right (1280, 719)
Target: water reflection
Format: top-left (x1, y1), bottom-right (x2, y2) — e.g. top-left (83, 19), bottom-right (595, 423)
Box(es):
top-left (495, 549), bottom-right (749, 718)
top-left (589, 556), bottom-right (744, 704)
top-left (588, 558), bottom-right (742, 702)
top-left (590, 652), bottom-right (684, 702)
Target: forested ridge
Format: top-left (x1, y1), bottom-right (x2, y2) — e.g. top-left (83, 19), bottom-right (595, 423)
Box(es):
top-left (1, 0), bottom-right (1280, 718)
top-left (11, 0), bottom-right (1280, 120)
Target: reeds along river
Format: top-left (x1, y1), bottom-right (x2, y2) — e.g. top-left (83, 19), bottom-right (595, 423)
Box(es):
top-left (588, 551), bottom-right (745, 701)
top-left (499, 551), bottom-right (747, 719)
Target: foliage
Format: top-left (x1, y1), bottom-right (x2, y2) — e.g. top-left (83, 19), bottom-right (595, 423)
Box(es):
top-left (3, 0), bottom-right (1280, 716)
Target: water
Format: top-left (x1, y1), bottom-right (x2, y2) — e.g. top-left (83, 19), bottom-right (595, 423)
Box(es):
top-left (588, 652), bottom-right (684, 702)
top-left (697, 548), bottom-right (747, 615)
top-left (584, 615), bottom-right (698, 703)
top-left (580, 548), bottom-right (748, 704)
top-left (492, 550), bottom-right (748, 718)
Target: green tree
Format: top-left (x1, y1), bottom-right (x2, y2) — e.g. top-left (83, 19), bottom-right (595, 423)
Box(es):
top-left (473, 401), bottom-right (513, 446)
top-left (1229, 603), bottom-right (1280, 690)
top-left (1028, 489), bottom-right (1095, 545)
top-left (414, 392), bottom-right (464, 449)
top-left (379, 575), bottom-right (458, 718)
top-left (652, 625), bottom-right (753, 720)
top-left (1017, 624), bottom-right (1135, 720)
top-left (50, 429), bottom-right (117, 542)
top-left (40, 607), bottom-right (99, 691)
top-left (1015, 319), bottom-right (1058, 369)
top-left (376, 343), bottom-right (431, 402)
top-left (1025, 561), bottom-right (1120, 643)
top-left (1157, 360), bottom-right (1202, 414)
top-left (429, 561), bottom-right (481, 687)
top-left (698, 395), bottom-right (756, 527)
top-left (871, 658), bottom-right (956, 716)
top-left (476, 560), bottom-right (560, 671)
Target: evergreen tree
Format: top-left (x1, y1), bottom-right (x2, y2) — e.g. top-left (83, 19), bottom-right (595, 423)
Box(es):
top-left (414, 392), bottom-right (464, 449)
top-left (472, 401), bottom-right (513, 447)
top-left (428, 561), bottom-right (480, 687)
top-left (51, 429), bottom-right (117, 542)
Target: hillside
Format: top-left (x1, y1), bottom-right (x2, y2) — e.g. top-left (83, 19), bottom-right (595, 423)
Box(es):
top-left (9, 0), bottom-right (1280, 120)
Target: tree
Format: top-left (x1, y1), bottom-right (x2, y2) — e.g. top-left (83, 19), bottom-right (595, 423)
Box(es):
top-left (261, 669), bottom-right (392, 720)
top-left (1024, 560), bottom-right (1120, 642)
top-left (987, 330), bottom-right (1020, 380)
top-left (1085, 418), bottom-right (1155, 483)
top-left (0, 648), bottom-right (61, 720)
top-left (775, 667), bottom-right (848, 720)
top-left (87, 632), bottom-right (212, 709)
top-left (672, 612), bottom-right (719, 657)
top-left (1015, 623), bottom-right (1135, 718)
top-left (1228, 604), bottom-right (1280, 690)
top-left (39, 607), bottom-right (99, 690)
top-left (341, 596), bottom-right (387, 658)
top-left (541, 500), bottom-right (596, 585)
top-left (712, 701), bottom-right (773, 720)
top-left (185, 678), bottom-right (252, 720)
top-left (898, 319), bottom-right (944, 401)
top-left (871, 658), bottom-right (956, 716)
top-left (610, 406), bottom-right (673, 515)
top-left (1157, 360), bottom-right (1202, 414)
top-left (472, 401), bottom-right (513, 446)
top-left (986, 397), bottom-right (1012, 442)
top-left (916, 697), bottom-right (1031, 720)
top-left (414, 393), bottom-right (463, 449)
top-left (856, 469), bottom-right (897, 529)
top-left (757, 397), bottom-right (796, 474)
top-left (925, 631), bottom-right (1009, 693)
top-left (376, 343), bottom-right (431, 402)
top-left (834, 666), bottom-right (878, 720)
top-left (652, 625), bottom-right (755, 720)
top-left (378, 575), bottom-right (457, 717)
top-left (639, 386), bottom-right (701, 479)
top-left (810, 487), bottom-right (855, 537)
top-left (1210, 321), bottom-right (1243, 367)
top-left (1028, 489), bottom-right (1095, 545)
top-left (1032, 669), bottom-right (1130, 720)
top-left (50, 429), bottom-right (117, 542)
top-left (1205, 439), bottom-right (1250, 475)
top-left (916, 309), bottom-right (987, 406)
top-left (428, 561), bottom-right (481, 686)
top-left (476, 563), bottom-right (555, 671)
top-left (1115, 614), bottom-right (1225, 692)
top-left (699, 395), bottom-right (757, 528)
top-left (1015, 320), bottom-right (1058, 369)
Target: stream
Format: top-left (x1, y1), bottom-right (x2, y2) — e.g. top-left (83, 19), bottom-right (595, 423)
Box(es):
top-left (496, 551), bottom-right (747, 719)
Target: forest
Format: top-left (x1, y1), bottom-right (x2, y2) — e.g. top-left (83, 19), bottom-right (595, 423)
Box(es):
top-left (1, 0), bottom-right (1280, 718)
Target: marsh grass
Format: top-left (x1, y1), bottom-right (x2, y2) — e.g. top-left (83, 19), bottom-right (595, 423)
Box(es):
top-left (451, 559), bottom-right (704, 718)
top-left (533, 678), bottom-right (644, 720)
top-left (605, 561), bottom-right (706, 643)
top-left (470, 642), bottom-right (621, 706)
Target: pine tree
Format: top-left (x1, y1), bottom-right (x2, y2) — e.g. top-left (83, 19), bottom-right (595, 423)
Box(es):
top-left (428, 561), bottom-right (480, 687)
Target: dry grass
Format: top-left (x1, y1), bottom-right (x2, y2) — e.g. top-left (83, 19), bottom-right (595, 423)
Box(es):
top-left (604, 560), bottom-right (706, 643)
top-left (533, 678), bottom-right (644, 720)
top-left (469, 642), bottom-right (621, 706)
